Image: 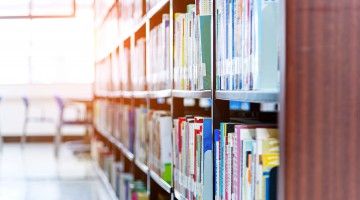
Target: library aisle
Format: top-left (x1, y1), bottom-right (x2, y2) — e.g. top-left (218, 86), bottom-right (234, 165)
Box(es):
top-left (0, 0), bottom-right (359, 199)
top-left (0, 144), bottom-right (111, 200)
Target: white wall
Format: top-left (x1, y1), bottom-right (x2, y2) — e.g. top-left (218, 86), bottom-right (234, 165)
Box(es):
top-left (0, 84), bottom-right (93, 136)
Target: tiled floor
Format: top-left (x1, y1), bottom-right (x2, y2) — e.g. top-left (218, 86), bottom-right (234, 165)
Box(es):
top-left (0, 143), bottom-right (112, 200)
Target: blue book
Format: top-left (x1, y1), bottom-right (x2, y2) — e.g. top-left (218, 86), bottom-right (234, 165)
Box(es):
top-left (214, 129), bottom-right (221, 200)
top-left (202, 118), bottom-right (213, 199)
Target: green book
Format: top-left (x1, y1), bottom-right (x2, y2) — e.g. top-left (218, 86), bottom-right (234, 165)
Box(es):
top-left (199, 15), bottom-right (212, 90)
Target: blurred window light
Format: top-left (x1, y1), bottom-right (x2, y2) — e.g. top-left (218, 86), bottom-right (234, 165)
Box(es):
top-left (0, 1), bottom-right (94, 84)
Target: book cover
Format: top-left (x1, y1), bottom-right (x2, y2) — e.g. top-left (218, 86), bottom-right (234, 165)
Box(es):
top-left (202, 118), bottom-right (213, 200)
top-left (214, 129), bottom-right (221, 200)
top-left (158, 115), bottom-right (173, 184)
top-left (199, 15), bottom-right (212, 90)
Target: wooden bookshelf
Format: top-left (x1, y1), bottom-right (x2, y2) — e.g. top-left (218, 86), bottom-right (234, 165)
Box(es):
top-left (93, 0), bottom-right (284, 199)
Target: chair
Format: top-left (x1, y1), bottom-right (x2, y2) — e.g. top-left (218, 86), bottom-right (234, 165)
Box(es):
top-left (54, 96), bottom-right (93, 158)
top-left (22, 97), bottom-right (55, 146)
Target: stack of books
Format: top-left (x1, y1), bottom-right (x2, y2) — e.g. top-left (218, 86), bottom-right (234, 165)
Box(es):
top-left (173, 116), bottom-right (213, 200)
top-left (215, 0), bottom-right (281, 91)
top-left (214, 123), bottom-right (279, 200)
top-left (173, 2), bottom-right (212, 91)
top-left (148, 110), bottom-right (173, 184)
top-left (147, 14), bottom-right (171, 91)
top-left (132, 38), bottom-right (146, 91)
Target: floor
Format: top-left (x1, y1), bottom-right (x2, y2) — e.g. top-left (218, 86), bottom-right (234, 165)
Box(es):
top-left (0, 143), bottom-right (112, 200)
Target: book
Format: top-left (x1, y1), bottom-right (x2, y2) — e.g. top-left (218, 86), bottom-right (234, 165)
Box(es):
top-left (132, 38), bottom-right (146, 91)
top-left (148, 111), bottom-right (172, 184)
top-left (255, 127), bottom-right (279, 200)
top-left (121, 47), bottom-right (131, 91)
top-left (215, 0), bottom-right (281, 91)
top-left (134, 106), bottom-right (148, 165)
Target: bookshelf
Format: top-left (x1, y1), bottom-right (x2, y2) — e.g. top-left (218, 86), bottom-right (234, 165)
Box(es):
top-left (93, 0), bottom-right (283, 200)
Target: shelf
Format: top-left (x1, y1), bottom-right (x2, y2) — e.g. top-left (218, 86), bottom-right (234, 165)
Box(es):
top-left (134, 159), bottom-right (149, 174)
top-left (108, 91), bottom-right (122, 98)
top-left (150, 170), bottom-right (172, 193)
top-left (215, 90), bottom-right (279, 103)
top-left (147, 0), bottom-right (170, 19)
top-left (120, 16), bottom-right (147, 42)
top-left (94, 164), bottom-right (119, 200)
top-left (113, 139), bottom-right (135, 161)
top-left (172, 90), bottom-right (212, 99)
top-left (95, 126), bottom-right (135, 161)
top-left (133, 17), bottom-right (147, 34)
top-left (174, 189), bottom-right (186, 200)
top-left (148, 89), bottom-right (172, 98)
top-left (132, 91), bottom-right (149, 98)
top-left (122, 91), bottom-right (133, 98)
top-left (95, 91), bottom-right (111, 98)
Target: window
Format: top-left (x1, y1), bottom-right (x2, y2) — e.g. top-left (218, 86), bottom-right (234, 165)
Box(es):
top-left (0, 1), bottom-right (94, 84)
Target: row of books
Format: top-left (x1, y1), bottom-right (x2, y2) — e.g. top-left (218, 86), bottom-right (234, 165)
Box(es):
top-left (94, 100), bottom-right (173, 184)
top-left (132, 38), bottom-right (147, 91)
top-left (95, 0), bottom-right (281, 93)
top-left (92, 139), bottom-right (149, 200)
top-left (173, 116), bottom-right (213, 200)
top-left (214, 123), bottom-right (279, 200)
top-left (147, 14), bottom-right (171, 91)
top-left (94, 99), bottom-right (279, 200)
top-left (94, 100), bottom-right (135, 153)
top-left (215, 0), bottom-right (281, 91)
top-left (173, 3), bottom-right (212, 90)
top-left (119, 0), bottom-right (144, 34)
